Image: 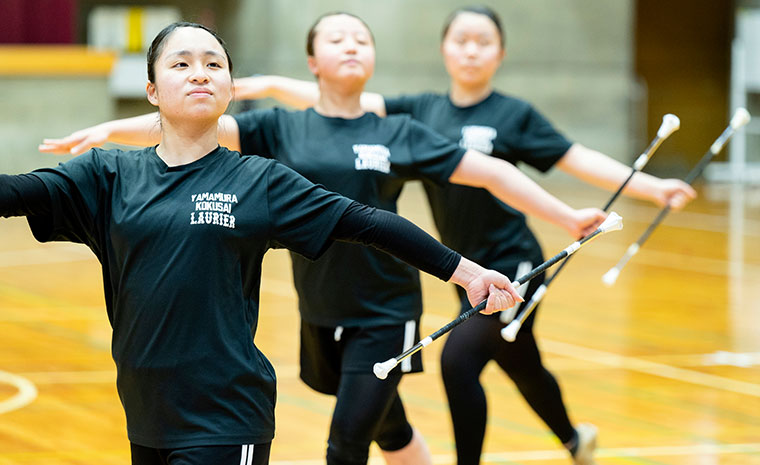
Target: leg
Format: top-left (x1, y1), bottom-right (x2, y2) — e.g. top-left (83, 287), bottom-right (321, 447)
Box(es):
top-left (440, 314), bottom-right (498, 465)
top-left (494, 309), bottom-right (576, 444)
top-left (376, 394), bottom-right (432, 465)
top-left (494, 305), bottom-right (597, 464)
top-left (327, 371), bottom-right (403, 465)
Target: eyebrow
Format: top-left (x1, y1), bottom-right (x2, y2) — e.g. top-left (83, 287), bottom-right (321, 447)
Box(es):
top-left (167, 50), bottom-right (226, 60)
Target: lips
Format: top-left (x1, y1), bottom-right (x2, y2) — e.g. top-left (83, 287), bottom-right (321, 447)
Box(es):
top-left (188, 88), bottom-right (213, 96)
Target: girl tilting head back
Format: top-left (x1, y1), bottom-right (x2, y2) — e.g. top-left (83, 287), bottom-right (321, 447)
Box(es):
top-left (206, 7), bottom-right (694, 465)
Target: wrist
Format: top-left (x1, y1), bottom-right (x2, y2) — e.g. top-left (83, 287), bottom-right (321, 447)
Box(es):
top-left (557, 205), bottom-right (578, 235)
top-left (97, 121), bottom-right (115, 139)
top-left (448, 257), bottom-right (482, 288)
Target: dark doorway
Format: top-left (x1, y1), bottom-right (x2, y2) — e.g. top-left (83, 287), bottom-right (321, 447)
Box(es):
top-left (634, 0), bottom-right (733, 175)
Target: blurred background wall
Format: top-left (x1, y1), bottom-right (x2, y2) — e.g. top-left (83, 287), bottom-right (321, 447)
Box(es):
top-left (2, 0), bottom-right (752, 181)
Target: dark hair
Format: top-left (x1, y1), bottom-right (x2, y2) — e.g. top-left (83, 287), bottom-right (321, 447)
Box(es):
top-left (306, 12), bottom-right (375, 57)
top-left (441, 5), bottom-right (505, 48)
top-left (147, 21), bottom-right (233, 83)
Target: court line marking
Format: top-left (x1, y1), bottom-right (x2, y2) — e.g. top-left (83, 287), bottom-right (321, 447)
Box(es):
top-left (420, 313), bottom-right (760, 398)
top-left (539, 339), bottom-right (760, 398)
top-left (3, 242), bottom-right (758, 284)
top-left (0, 245), bottom-right (93, 268)
top-left (0, 442), bottom-right (757, 463)
top-left (265, 442), bottom-right (760, 464)
top-left (18, 370), bottom-right (116, 384)
top-left (0, 370), bottom-right (38, 415)
top-left (18, 339), bottom-right (760, 392)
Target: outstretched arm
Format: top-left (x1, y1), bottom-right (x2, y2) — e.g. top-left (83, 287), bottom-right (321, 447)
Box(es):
top-left (330, 201), bottom-right (522, 314)
top-left (556, 143), bottom-right (697, 210)
top-left (234, 75), bottom-right (387, 115)
top-left (0, 174), bottom-right (51, 218)
top-left (449, 149), bottom-right (607, 238)
top-left (39, 114), bottom-right (242, 155)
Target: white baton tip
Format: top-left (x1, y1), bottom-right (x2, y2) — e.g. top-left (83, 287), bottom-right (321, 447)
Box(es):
top-left (373, 359), bottom-right (396, 380)
top-left (501, 320), bottom-right (522, 342)
top-left (563, 242), bottom-right (581, 255)
top-left (633, 154), bottom-right (649, 171)
top-left (657, 114), bottom-right (680, 138)
top-left (601, 267), bottom-right (620, 287)
top-left (731, 108), bottom-right (751, 130)
top-left (600, 212), bottom-right (624, 233)
top-left (626, 243), bottom-right (640, 256)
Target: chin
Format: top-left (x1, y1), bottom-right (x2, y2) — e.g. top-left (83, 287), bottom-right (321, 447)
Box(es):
top-left (457, 75), bottom-right (486, 86)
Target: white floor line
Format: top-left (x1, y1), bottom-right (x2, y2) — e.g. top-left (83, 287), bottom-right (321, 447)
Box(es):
top-left (267, 442), bottom-right (760, 465)
top-left (0, 245), bottom-right (93, 268)
top-left (421, 313), bottom-right (760, 397)
top-left (478, 442), bottom-right (760, 463)
top-left (0, 370), bottom-right (38, 414)
top-left (19, 370), bottom-right (116, 384)
top-left (540, 339), bottom-right (760, 398)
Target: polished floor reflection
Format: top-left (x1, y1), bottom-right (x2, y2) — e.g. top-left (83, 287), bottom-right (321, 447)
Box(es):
top-left (1, 180), bottom-right (759, 465)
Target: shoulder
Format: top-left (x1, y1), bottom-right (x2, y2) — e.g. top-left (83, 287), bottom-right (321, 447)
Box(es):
top-left (419, 91), bottom-right (446, 102)
top-left (66, 146), bottom-right (147, 171)
top-left (384, 112), bottom-right (414, 125)
top-left (219, 146), bottom-right (273, 168)
top-left (490, 91), bottom-right (533, 112)
top-left (233, 107), bottom-right (280, 127)
top-left (386, 91), bottom-right (442, 107)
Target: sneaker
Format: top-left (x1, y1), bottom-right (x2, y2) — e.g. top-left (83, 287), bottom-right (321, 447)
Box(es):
top-left (572, 423), bottom-right (598, 465)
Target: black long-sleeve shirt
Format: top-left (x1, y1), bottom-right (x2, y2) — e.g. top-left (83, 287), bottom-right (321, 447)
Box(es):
top-left (1, 173), bottom-right (459, 281)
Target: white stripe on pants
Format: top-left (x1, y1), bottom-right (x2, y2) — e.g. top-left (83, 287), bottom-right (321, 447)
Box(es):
top-left (239, 444), bottom-right (254, 465)
top-left (401, 320), bottom-right (415, 372)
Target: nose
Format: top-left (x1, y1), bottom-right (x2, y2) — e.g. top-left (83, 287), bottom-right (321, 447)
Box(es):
top-left (343, 37), bottom-right (358, 54)
top-left (464, 41), bottom-right (478, 56)
top-left (189, 64), bottom-right (210, 84)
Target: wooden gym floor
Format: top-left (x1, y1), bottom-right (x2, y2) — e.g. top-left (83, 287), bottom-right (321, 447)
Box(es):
top-left (1, 179), bottom-right (759, 465)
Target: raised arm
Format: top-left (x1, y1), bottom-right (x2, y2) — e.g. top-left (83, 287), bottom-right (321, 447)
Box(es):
top-left (556, 143), bottom-right (697, 210)
top-left (39, 114), bottom-right (242, 155)
top-left (449, 149), bottom-right (607, 238)
top-left (234, 75), bottom-right (387, 115)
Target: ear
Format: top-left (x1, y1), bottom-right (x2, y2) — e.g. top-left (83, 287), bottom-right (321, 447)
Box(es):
top-left (146, 81), bottom-right (159, 107)
top-left (307, 55), bottom-right (319, 78)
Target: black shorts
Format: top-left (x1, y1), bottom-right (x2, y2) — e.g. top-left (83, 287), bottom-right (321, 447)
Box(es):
top-left (300, 319), bottom-right (423, 394)
top-left (130, 442), bottom-right (271, 465)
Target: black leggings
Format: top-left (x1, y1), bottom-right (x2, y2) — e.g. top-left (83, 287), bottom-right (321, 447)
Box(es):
top-left (440, 275), bottom-right (575, 465)
top-left (327, 372), bottom-right (414, 465)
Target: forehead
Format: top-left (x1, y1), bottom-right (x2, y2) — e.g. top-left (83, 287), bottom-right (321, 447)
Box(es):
top-left (447, 12), bottom-right (500, 36)
top-left (160, 27), bottom-right (225, 57)
top-left (315, 15), bottom-right (371, 36)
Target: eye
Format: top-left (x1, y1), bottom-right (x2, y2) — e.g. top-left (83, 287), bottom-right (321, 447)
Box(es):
top-left (327, 32), bottom-right (345, 44)
top-left (208, 61), bottom-right (222, 68)
top-left (172, 61), bottom-right (188, 68)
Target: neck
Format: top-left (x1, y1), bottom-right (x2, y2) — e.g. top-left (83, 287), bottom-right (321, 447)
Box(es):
top-left (449, 80), bottom-right (493, 107)
top-left (156, 116), bottom-right (219, 167)
top-left (313, 80), bottom-right (365, 118)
